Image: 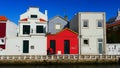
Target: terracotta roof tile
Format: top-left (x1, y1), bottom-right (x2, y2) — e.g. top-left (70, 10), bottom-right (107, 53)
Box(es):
top-left (20, 18), bottom-right (28, 21)
top-left (20, 18), bottom-right (46, 22)
top-left (0, 16), bottom-right (8, 21)
top-left (107, 20), bottom-right (120, 28)
top-left (39, 18), bottom-right (46, 22)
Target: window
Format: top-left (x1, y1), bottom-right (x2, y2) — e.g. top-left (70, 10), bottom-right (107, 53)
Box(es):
top-left (0, 38), bottom-right (5, 45)
top-left (36, 25), bottom-right (44, 33)
top-left (98, 39), bottom-right (102, 42)
top-left (1, 39), bottom-right (4, 43)
top-left (31, 45), bottom-right (34, 49)
top-left (83, 39), bottom-right (89, 45)
top-left (97, 20), bottom-right (102, 27)
top-left (31, 15), bottom-right (37, 18)
top-left (83, 20), bottom-right (88, 27)
top-left (23, 25), bottom-right (30, 34)
top-left (55, 24), bottom-right (61, 30)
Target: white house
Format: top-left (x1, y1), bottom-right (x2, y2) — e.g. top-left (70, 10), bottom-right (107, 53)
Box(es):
top-left (70, 12), bottom-right (106, 55)
top-left (0, 16), bottom-right (17, 55)
top-left (6, 7), bottom-right (48, 55)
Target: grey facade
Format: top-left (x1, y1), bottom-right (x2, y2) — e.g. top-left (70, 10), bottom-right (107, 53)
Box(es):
top-left (48, 16), bottom-right (69, 34)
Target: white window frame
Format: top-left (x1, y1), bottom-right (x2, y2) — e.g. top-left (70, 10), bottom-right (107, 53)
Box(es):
top-left (97, 20), bottom-right (103, 28)
top-left (55, 23), bottom-right (61, 30)
top-left (83, 20), bottom-right (89, 28)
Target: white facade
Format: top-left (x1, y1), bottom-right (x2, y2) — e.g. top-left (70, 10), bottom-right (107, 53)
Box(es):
top-left (6, 20), bottom-right (17, 37)
top-left (70, 12), bottom-right (106, 55)
top-left (5, 7), bottom-right (48, 55)
top-left (0, 19), bottom-right (17, 54)
top-left (5, 36), bottom-right (46, 55)
top-left (19, 21), bottom-right (47, 36)
top-left (106, 44), bottom-right (120, 55)
top-left (19, 7), bottom-right (47, 36)
top-left (20, 7), bottom-right (47, 21)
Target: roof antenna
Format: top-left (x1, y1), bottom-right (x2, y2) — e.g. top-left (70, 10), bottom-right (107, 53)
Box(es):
top-left (63, 8), bottom-right (68, 21)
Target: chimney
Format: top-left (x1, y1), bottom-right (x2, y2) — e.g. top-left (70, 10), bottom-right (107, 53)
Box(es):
top-left (45, 10), bottom-right (47, 15)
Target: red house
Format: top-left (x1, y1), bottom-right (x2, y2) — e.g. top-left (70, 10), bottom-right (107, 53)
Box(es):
top-left (47, 28), bottom-right (78, 54)
top-left (0, 16), bottom-right (8, 49)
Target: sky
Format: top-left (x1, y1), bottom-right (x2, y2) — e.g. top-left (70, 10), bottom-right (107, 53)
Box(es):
top-left (0, 0), bottom-right (120, 25)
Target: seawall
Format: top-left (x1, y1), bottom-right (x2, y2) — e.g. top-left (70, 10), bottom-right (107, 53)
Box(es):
top-left (0, 55), bottom-right (119, 65)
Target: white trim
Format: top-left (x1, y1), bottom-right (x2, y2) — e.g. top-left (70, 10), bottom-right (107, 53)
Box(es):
top-left (96, 20), bottom-right (103, 28)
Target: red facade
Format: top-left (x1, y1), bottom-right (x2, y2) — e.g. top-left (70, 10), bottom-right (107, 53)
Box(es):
top-left (0, 23), bottom-right (6, 49)
top-left (47, 28), bottom-right (78, 54)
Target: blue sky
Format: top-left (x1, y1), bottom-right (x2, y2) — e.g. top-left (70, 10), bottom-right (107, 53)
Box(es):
top-left (0, 0), bottom-right (120, 25)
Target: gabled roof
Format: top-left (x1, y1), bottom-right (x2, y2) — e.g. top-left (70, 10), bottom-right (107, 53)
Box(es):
top-left (107, 20), bottom-right (120, 28)
top-left (0, 16), bottom-right (8, 21)
top-left (49, 15), bottom-right (68, 22)
top-left (48, 28), bottom-right (78, 36)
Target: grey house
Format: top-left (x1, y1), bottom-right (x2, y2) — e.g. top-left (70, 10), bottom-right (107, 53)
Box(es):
top-left (48, 16), bottom-right (69, 34)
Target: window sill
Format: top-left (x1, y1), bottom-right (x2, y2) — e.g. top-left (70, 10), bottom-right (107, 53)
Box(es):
top-left (96, 27), bottom-right (103, 29)
top-left (30, 33), bottom-right (46, 36)
top-left (82, 27), bottom-right (89, 29)
top-left (83, 44), bottom-right (89, 46)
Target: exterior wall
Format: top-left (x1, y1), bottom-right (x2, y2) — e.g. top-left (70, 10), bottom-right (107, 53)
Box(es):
top-left (20, 7), bottom-right (47, 21)
top-left (70, 12), bottom-right (106, 55)
top-left (106, 44), bottom-right (120, 55)
top-left (9, 7), bottom-right (48, 55)
top-left (48, 16), bottom-right (68, 34)
top-left (6, 36), bottom-right (47, 55)
top-left (47, 29), bottom-right (78, 54)
top-left (6, 20), bottom-right (17, 37)
top-left (79, 13), bottom-right (106, 55)
top-left (19, 21), bottom-right (47, 36)
top-left (0, 19), bottom-right (17, 49)
top-left (19, 7), bottom-right (48, 36)
top-left (70, 14), bottom-right (79, 33)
